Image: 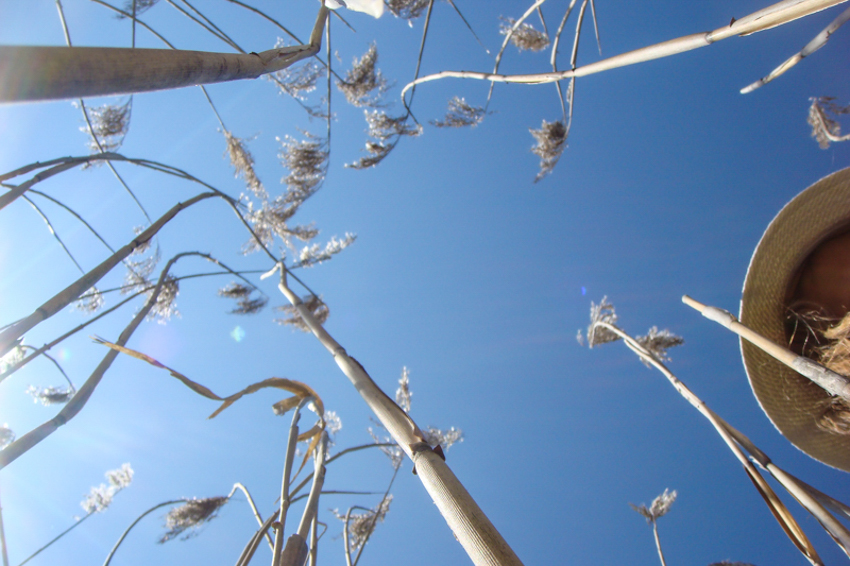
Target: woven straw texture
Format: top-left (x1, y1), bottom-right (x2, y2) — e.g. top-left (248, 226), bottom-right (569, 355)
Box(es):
top-left (740, 167), bottom-right (850, 472)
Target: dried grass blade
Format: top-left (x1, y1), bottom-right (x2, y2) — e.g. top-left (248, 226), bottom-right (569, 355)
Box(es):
top-left (742, 465), bottom-right (823, 565)
top-left (93, 339), bottom-right (323, 420)
top-left (93, 337), bottom-right (222, 400)
top-left (210, 377), bottom-right (323, 419)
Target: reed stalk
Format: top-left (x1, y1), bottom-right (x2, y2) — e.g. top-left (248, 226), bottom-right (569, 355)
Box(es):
top-left (587, 308), bottom-right (850, 565)
top-left (275, 265), bottom-right (523, 566)
top-left (682, 295), bottom-right (850, 402)
top-left (0, 6), bottom-right (329, 102)
top-left (402, 0), bottom-right (848, 97)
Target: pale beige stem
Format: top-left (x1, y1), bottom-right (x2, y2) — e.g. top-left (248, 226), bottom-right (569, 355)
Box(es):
top-left (682, 295), bottom-right (850, 402)
top-left (598, 322), bottom-right (823, 565)
top-left (275, 266), bottom-right (523, 566)
top-left (0, 6), bottom-right (328, 102)
top-left (401, 0), bottom-right (847, 98)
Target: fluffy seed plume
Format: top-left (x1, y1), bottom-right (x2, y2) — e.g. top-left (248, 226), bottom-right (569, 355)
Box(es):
top-left (579, 296), bottom-right (621, 348)
top-left (81, 99), bottom-right (132, 152)
top-left (275, 295), bottom-right (329, 331)
top-left (75, 286), bottom-right (105, 314)
top-left (278, 134), bottom-right (328, 202)
top-left (333, 494), bottom-right (393, 553)
top-left (530, 120), bottom-right (567, 182)
top-left (337, 43), bottom-right (388, 108)
top-left (636, 326), bottom-right (684, 364)
top-left (159, 497), bottom-right (228, 543)
top-left (26, 385), bottom-right (75, 406)
top-left (241, 196), bottom-right (317, 255)
top-left (81, 463), bottom-right (134, 514)
top-left (117, 0), bottom-right (159, 17)
top-left (218, 282), bottom-right (268, 315)
top-left (431, 96), bottom-right (487, 128)
top-left (348, 111), bottom-right (421, 169)
top-left (386, 0), bottom-right (429, 21)
top-left (396, 366), bottom-right (412, 413)
top-left (149, 275), bottom-right (180, 323)
top-left (500, 17), bottom-right (550, 52)
top-left (270, 39), bottom-right (323, 101)
top-left (423, 426), bottom-right (463, 451)
top-left (297, 233), bottom-right (357, 267)
top-left (630, 488), bottom-right (677, 523)
top-left (808, 97), bottom-right (850, 149)
top-left (223, 130), bottom-right (266, 200)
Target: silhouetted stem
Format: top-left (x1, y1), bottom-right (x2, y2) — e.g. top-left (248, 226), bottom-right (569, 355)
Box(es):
top-left (17, 512), bottom-right (92, 566)
top-left (0, 192), bottom-right (216, 358)
top-left (0, 253), bottom-right (187, 469)
top-left (102, 500), bottom-right (187, 566)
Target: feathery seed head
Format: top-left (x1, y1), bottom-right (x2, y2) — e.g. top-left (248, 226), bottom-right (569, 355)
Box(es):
top-left (26, 385), bottom-right (75, 406)
top-left (337, 44), bottom-right (388, 107)
top-left (431, 96), bottom-right (487, 128)
top-left (530, 120), bottom-right (567, 182)
top-left (500, 17), bottom-right (550, 52)
top-left (159, 496), bottom-right (228, 543)
top-left (396, 367), bottom-right (412, 413)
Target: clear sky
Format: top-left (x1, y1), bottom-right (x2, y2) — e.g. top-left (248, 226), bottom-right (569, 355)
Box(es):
top-left (2, 1), bottom-right (850, 566)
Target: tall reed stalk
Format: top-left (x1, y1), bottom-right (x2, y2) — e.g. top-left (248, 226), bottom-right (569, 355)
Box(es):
top-left (0, 6), bottom-right (329, 102)
top-left (274, 264), bottom-right (523, 566)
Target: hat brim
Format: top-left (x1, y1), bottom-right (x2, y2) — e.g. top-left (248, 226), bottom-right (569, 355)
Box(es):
top-left (741, 166), bottom-right (850, 472)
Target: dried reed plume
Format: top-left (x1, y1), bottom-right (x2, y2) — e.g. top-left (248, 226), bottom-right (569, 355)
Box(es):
top-left (334, 494), bottom-right (393, 552)
top-left (298, 233), bottom-right (357, 267)
top-left (81, 99), bottom-right (132, 152)
top-left (808, 97), bottom-right (850, 149)
top-left (278, 134), bottom-right (328, 202)
top-left (395, 367), bottom-right (412, 413)
top-left (636, 327), bottom-right (685, 364)
top-left (275, 295), bottom-right (329, 331)
top-left (423, 426), bottom-right (463, 450)
top-left (337, 43), bottom-right (388, 108)
top-left (530, 120), bottom-right (567, 182)
top-left (499, 17), bottom-right (550, 52)
top-left (74, 286), bottom-right (105, 314)
top-left (81, 463), bottom-right (134, 514)
top-left (218, 282), bottom-right (268, 315)
top-left (241, 196), bottom-right (317, 255)
top-left (385, 0), bottom-right (429, 21)
top-left (26, 385), bottom-right (76, 406)
top-left (630, 489), bottom-right (677, 523)
top-left (117, 0), bottom-right (159, 17)
top-left (223, 130), bottom-right (266, 200)
top-left (431, 96), bottom-right (486, 128)
top-left (159, 496), bottom-right (228, 542)
top-left (348, 111), bottom-right (421, 169)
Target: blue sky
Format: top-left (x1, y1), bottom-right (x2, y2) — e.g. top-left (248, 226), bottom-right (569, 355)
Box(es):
top-left (2, 1), bottom-right (850, 565)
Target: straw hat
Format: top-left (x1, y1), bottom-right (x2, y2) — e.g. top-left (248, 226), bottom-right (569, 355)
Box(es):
top-left (741, 166), bottom-right (850, 472)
